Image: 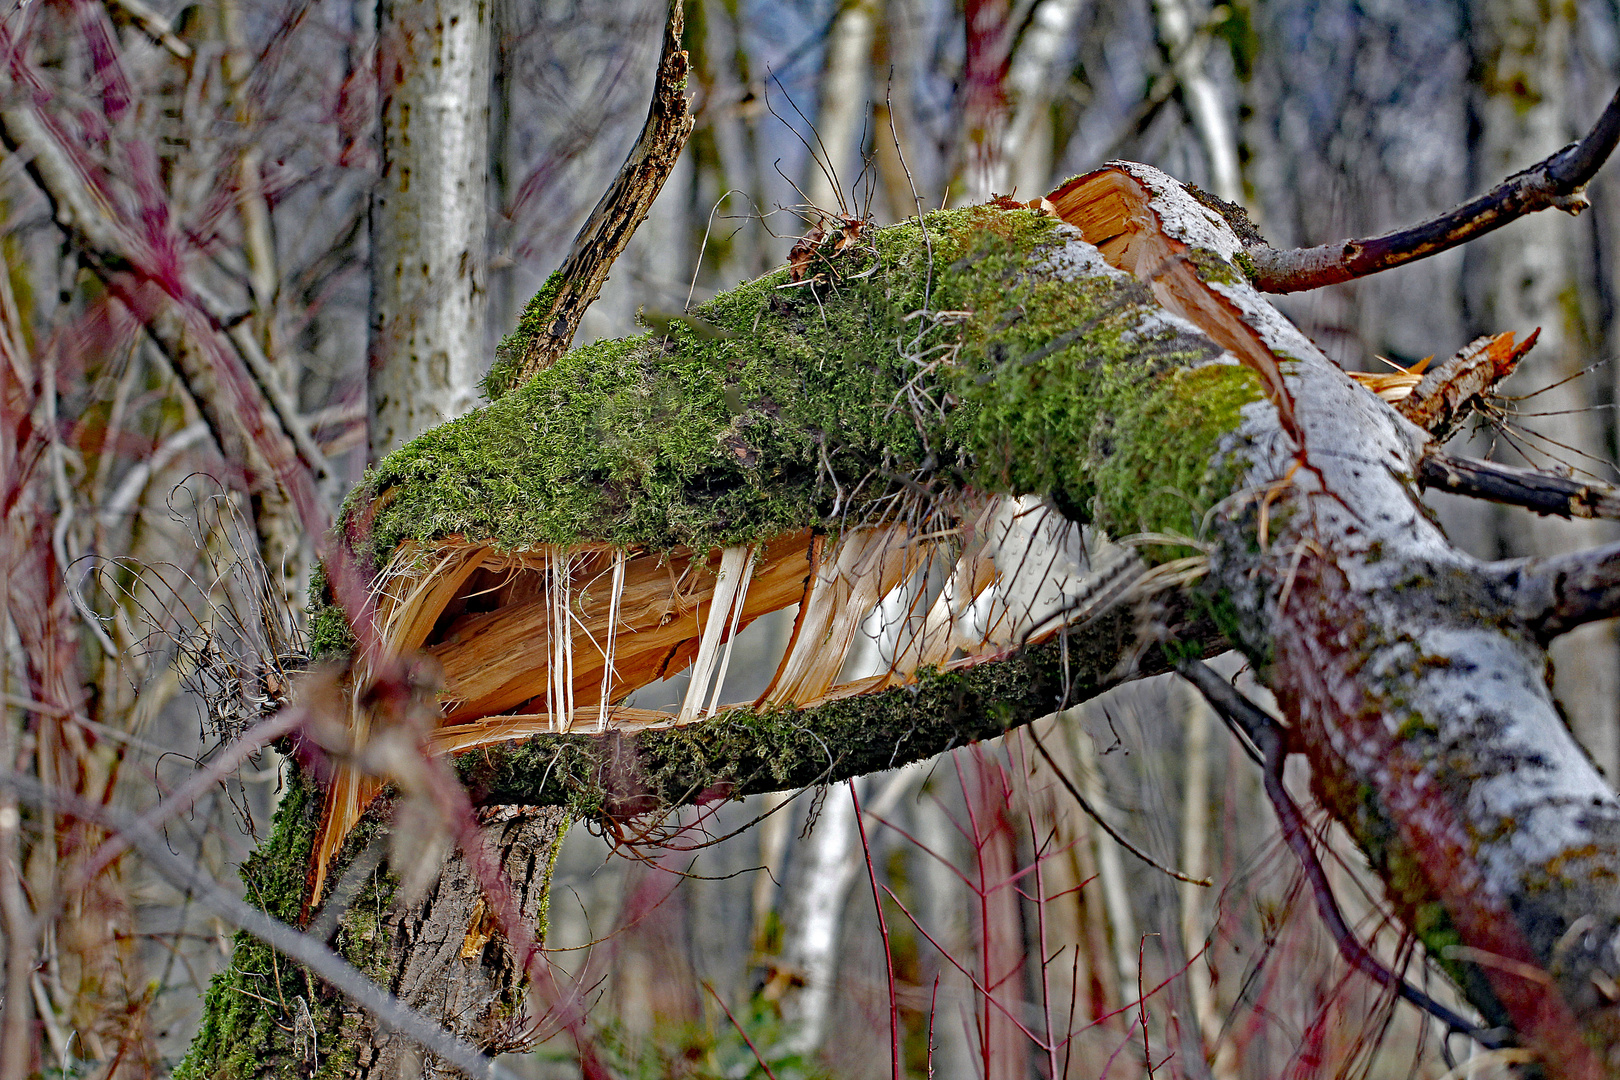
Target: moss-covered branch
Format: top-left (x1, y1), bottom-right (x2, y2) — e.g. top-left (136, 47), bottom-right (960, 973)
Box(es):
top-left (454, 606), bottom-right (1215, 818)
top-left (350, 206), bottom-right (1260, 567)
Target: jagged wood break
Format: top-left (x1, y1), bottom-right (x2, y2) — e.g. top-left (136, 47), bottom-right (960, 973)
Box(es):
top-left (205, 160), bottom-right (1620, 1079)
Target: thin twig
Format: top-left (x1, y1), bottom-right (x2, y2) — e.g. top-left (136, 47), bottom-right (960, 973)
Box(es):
top-left (0, 769), bottom-right (517, 1080)
top-left (850, 779), bottom-right (902, 1080)
top-left (704, 982), bottom-right (780, 1080)
top-left (1174, 659), bottom-right (1514, 1050)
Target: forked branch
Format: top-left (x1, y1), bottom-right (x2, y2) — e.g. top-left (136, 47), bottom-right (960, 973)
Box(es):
top-left (1242, 87), bottom-right (1620, 294)
top-left (513, 0), bottom-right (695, 383)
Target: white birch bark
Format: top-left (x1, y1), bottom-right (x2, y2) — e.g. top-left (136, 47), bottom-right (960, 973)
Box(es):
top-left (777, 768), bottom-right (919, 1055)
top-left (369, 0), bottom-right (492, 459)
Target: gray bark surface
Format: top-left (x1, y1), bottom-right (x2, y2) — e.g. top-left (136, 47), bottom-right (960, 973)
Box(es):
top-left (369, 0), bottom-right (492, 459)
top-left (339, 811), bottom-right (568, 1080)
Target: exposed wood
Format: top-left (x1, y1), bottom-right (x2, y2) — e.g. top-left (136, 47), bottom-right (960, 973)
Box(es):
top-left (1395, 330), bottom-right (1537, 440)
top-left (514, 0), bottom-right (695, 382)
top-left (1048, 166), bottom-right (1300, 437)
top-left (271, 156), bottom-right (1620, 1071)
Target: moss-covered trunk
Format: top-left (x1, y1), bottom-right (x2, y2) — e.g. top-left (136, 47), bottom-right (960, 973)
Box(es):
top-left (188, 170), bottom-right (1620, 1077)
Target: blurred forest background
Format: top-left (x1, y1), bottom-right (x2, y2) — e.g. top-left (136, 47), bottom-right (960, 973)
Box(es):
top-left (4, 0), bottom-right (1620, 1076)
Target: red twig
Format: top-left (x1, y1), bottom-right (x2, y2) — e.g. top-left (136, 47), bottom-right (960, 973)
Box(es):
top-left (704, 981), bottom-right (780, 1080)
top-left (850, 779), bottom-right (902, 1080)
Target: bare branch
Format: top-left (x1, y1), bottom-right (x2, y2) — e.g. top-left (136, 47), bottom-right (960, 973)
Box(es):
top-left (1244, 86), bottom-right (1620, 294)
top-left (1503, 540), bottom-right (1620, 640)
top-left (0, 102), bottom-right (331, 516)
top-left (514, 0), bottom-right (694, 383)
top-left (0, 769), bottom-right (517, 1080)
top-left (1420, 451), bottom-right (1620, 521)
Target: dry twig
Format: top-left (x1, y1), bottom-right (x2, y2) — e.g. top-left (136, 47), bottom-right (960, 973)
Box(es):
top-left (1241, 87), bottom-right (1620, 293)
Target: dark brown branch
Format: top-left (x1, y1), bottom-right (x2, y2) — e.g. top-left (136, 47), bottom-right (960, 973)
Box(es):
top-left (1420, 451), bottom-right (1620, 521)
top-left (1245, 86), bottom-right (1620, 294)
top-left (1503, 540), bottom-right (1620, 640)
top-left (1175, 661), bottom-right (1511, 1049)
top-left (515, 0), bottom-right (695, 382)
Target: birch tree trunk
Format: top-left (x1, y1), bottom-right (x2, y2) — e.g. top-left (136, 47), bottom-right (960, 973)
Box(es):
top-left (369, 0), bottom-right (493, 459)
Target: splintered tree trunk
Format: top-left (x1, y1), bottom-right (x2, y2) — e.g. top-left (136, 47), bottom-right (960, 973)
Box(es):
top-left (192, 158), bottom-right (1620, 1076)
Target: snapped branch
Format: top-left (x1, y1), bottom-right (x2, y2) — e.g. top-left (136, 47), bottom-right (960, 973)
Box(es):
top-left (513, 0), bottom-right (695, 383)
top-left (1241, 86), bottom-right (1620, 294)
top-left (1502, 540), bottom-right (1620, 640)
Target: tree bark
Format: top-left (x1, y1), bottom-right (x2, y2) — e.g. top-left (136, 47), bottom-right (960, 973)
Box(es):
top-left (179, 775), bottom-right (568, 1080)
top-left (200, 161), bottom-right (1620, 1074)
top-left (369, 0), bottom-right (493, 460)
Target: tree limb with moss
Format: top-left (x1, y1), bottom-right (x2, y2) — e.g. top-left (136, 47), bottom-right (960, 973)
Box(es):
top-left (186, 160), bottom-right (1620, 1078)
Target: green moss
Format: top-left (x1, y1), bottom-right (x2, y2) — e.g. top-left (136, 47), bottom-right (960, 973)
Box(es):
top-left (1182, 246), bottom-right (1246, 287)
top-left (305, 563), bottom-right (355, 659)
top-left (483, 268), bottom-right (567, 400)
top-left (177, 767), bottom-right (406, 1080)
top-left (343, 206), bottom-right (1261, 575)
top-left (177, 771), bottom-right (324, 1080)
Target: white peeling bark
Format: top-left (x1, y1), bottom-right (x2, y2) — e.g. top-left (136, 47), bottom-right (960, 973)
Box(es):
top-left (369, 0), bottom-right (492, 459)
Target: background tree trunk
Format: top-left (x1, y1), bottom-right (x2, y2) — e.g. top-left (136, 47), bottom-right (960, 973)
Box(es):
top-left (369, 0), bottom-right (493, 459)
top-left (1467, 0), bottom-right (1620, 778)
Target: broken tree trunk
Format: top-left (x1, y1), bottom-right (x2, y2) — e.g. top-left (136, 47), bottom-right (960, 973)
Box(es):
top-left (188, 163), bottom-right (1620, 1077)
